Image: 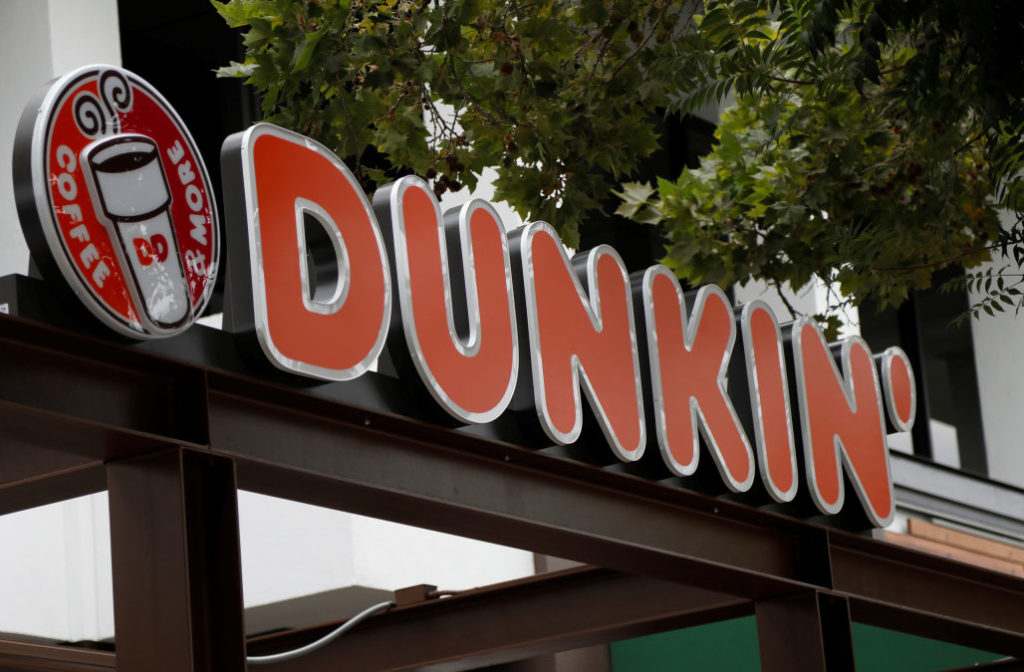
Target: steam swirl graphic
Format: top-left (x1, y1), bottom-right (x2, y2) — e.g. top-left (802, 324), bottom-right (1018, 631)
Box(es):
top-left (71, 70), bottom-right (133, 138)
top-left (73, 91), bottom-right (108, 137)
top-left (100, 69), bottom-right (133, 118)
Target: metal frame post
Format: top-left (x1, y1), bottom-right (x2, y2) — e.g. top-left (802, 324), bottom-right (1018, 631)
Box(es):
top-left (107, 449), bottom-right (246, 672)
top-left (756, 592), bottom-right (855, 672)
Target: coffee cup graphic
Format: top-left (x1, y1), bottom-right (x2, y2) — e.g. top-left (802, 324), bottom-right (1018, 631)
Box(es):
top-left (83, 134), bottom-right (190, 330)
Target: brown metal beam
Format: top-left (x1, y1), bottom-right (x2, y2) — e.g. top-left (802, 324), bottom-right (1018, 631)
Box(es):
top-left (0, 638), bottom-right (114, 671)
top-left (832, 535), bottom-right (1024, 656)
top-left (0, 400), bottom-right (198, 515)
top-left (246, 566), bottom-right (751, 672)
top-left (0, 418), bottom-right (105, 516)
top-left (208, 377), bottom-right (812, 600)
top-left (0, 316), bottom-right (209, 446)
top-left (107, 450), bottom-right (246, 672)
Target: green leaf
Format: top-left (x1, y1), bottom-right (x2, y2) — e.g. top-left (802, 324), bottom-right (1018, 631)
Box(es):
top-left (580, 0), bottom-right (607, 25)
top-left (211, 0), bottom-right (253, 28)
top-left (292, 30), bottom-right (325, 73)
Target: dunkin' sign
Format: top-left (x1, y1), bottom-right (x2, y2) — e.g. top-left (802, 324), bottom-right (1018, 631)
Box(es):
top-left (14, 66), bottom-right (916, 527)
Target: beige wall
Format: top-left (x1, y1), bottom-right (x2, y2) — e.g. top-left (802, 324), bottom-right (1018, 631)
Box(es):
top-left (0, 0), bottom-right (121, 278)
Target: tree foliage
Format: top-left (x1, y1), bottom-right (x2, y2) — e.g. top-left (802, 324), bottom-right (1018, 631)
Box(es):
top-left (213, 0), bottom-right (685, 247)
top-left (214, 0), bottom-right (1024, 314)
top-left (617, 0), bottom-right (1024, 313)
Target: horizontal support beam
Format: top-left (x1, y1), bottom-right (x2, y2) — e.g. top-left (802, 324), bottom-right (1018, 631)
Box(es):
top-left (0, 458), bottom-right (104, 517)
top-left (0, 400), bottom-right (203, 514)
top-left (208, 380), bottom-right (810, 599)
top-left (832, 536), bottom-right (1024, 656)
top-left (0, 638), bottom-right (114, 671)
top-left (247, 566), bottom-right (750, 671)
top-left (0, 315), bottom-right (209, 446)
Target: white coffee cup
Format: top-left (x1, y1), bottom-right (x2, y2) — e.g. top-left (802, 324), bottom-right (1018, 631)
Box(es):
top-left (84, 134), bottom-right (190, 330)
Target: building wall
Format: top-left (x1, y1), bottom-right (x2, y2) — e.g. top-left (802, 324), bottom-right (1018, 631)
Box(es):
top-left (0, 0), bottom-right (122, 278)
top-left (2, 0), bottom-right (55, 278)
top-left (0, 0), bottom-right (120, 642)
top-left (238, 491), bottom-right (535, 612)
top-left (0, 494), bottom-right (113, 641)
top-left (970, 257), bottom-right (1024, 489)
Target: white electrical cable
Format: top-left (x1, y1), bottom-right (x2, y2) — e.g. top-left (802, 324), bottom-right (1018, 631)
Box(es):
top-left (246, 600), bottom-right (395, 665)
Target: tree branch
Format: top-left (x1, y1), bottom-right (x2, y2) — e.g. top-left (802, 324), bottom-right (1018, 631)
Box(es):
top-left (607, 2), bottom-right (671, 83)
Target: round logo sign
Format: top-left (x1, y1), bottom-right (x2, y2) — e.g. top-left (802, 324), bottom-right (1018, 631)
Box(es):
top-left (14, 65), bottom-right (219, 338)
